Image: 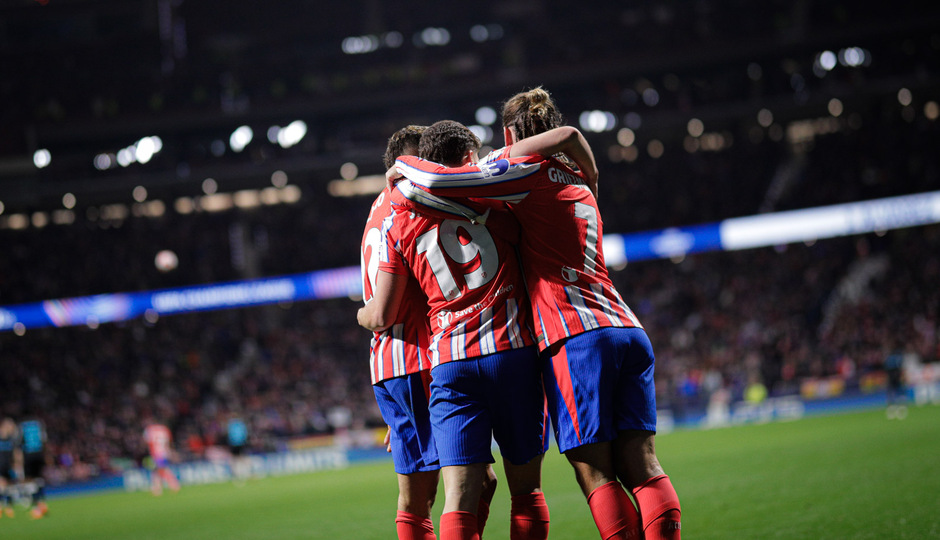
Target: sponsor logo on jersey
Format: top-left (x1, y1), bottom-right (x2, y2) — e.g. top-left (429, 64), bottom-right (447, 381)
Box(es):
top-left (481, 159), bottom-right (510, 178)
top-left (547, 167), bottom-right (584, 186)
top-left (435, 284), bottom-right (515, 330)
top-left (437, 310), bottom-right (453, 329)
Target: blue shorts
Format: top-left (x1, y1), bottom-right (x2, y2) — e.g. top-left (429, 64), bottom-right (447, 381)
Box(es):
top-left (542, 327), bottom-right (657, 453)
top-left (429, 346), bottom-right (547, 467)
top-left (373, 370), bottom-right (440, 475)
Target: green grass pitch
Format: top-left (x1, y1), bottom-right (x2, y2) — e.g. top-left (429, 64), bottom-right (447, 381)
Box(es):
top-left (4, 406), bottom-right (938, 539)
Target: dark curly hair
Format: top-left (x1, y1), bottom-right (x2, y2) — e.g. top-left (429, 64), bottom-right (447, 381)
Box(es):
top-left (383, 125), bottom-right (427, 169)
top-left (418, 120), bottom-right (481, 166)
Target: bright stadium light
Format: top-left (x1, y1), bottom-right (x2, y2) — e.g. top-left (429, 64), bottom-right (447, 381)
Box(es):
top-left (469, 24), bottom-right (503, 42)
top-left (617, 128), bottom-right (635, 147)
top-left (757, 108), bottom-right (774, 128)
top-left (897, 88), bottom-right (913, 107)
top-left (271, 170), bottom-right (288, 188)
top-left (475, 106), bottom-right (497, 126)
top-left (233, 190), bottom-right (261, 209)
top-left (202, 178), bottom-right (218, 195)
top-left (818, 50), bottom-right (837, 71)
top-left (277, 120), bottom-right (307, 148)
top-left (154, 250), bottom-right (179, 272)
top-left (229, 125), bottom-right (254, 152)
top-left (925, 101), bottom-right (939, 121)
top-left (384, 31), bottom-right (403, 48)
top-left (342, 35), bottom-right (380, 54)
top-left (828, 98), bottom-right (844, 117)
top-left (135, 136), bottom-right (156, 164)
top-left (468, 125), bottom-right (493, 144)
top-left (579, 110), bottom-right (615, 133)
top-left (94, 153), bottom-right (113, 170)
top-left (340, 162), bottom-right (358, 180)
top-left (839, 47), bottom-right (868, 67)
top-left (33, 149), bottom-right (51, 168)
top-left (116, 148), bottom-right (135, 167)
top-left (419, 27), bottom-right (450, 46)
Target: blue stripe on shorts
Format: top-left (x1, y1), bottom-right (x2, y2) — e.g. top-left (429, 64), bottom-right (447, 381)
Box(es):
top-left (542, 327), bottom-right (657, 453)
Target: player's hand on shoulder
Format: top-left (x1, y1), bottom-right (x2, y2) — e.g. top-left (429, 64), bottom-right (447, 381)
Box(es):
top-left (386, 166), bottom-right (405, 190)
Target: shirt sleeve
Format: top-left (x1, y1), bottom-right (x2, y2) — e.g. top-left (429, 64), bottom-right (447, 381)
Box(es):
top-left (395, 154), bottom-right (543, 202)
top-left (377, 213), bottom-right (410, 276)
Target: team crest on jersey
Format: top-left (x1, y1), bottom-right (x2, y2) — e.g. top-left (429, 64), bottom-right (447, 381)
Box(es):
top-left (561, 266), bottom-right (579, 283)
top-left (480, 159), bottom-right (510, 178)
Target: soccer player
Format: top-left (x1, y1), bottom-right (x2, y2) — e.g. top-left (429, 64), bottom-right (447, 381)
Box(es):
top-left (0, 418), bottom-right (17, 518)
top-left (389, 88), bottom-right (682, 540)
top-left (360, 120), bottom-right (551, 540)
top-left (144, 420), bottom-right (181, 496)
top-left (227, 413), bottom-right (251, 482)
top-left (16, 418), bottom-right (49, 519)
top-left (363, 125), bottom-right (498, 540)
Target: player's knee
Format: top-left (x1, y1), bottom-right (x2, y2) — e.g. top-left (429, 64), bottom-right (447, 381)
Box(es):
top-left (399, 493), bottom-right (435, 517)
top-left (481, 467), bottom-right (498, 500)
top-left (615, 430), bottom-right (664, 487)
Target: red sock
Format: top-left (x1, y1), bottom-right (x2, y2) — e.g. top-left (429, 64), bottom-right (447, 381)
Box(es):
top-left (440, 511), bottom-right (479, 540)
top-left (632, 475), bottom-right (681, 540)
top-left (396, 510), bottom-right (437, 540)
top-left (510, 492), bottom-right (550, 540)
top-left (160, 469), bottom-right (180, 491)
top-left (476, 498), bottom-right (491, 537)
top-left (587, 481), bottom-right (641, 540)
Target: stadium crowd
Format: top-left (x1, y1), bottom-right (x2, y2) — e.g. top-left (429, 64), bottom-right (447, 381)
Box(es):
top-left (0, 224), bottom-right (936, 484)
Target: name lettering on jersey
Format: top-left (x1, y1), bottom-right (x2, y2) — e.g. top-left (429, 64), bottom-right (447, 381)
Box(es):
top-left (547, 167), bottom-right (585, 187)
top-left (480, 159), bottom-right (510, 178)
top-left (435, 283), bottom-right (515, 329)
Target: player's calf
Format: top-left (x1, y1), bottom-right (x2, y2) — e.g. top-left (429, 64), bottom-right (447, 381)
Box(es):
top-left (632, 475), bottom-right (681, 540)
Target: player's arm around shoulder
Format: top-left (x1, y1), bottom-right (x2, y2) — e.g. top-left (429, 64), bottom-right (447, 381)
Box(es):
top-left (508, 126), bottom-right (599, 197)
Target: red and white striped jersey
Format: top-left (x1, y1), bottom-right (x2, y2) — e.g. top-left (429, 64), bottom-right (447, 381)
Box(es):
top-left (393, 151), bottom-right (642, 354)
top-left (144, 423), bottom-right (172, 460)
top-left (378, 202), bottom-right (536, 367)
top-left (362, 189), bottom-right (432, 384)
